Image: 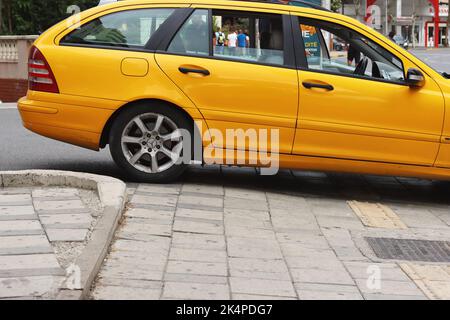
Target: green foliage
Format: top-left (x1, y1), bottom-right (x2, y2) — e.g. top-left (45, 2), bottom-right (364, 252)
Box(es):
top-left (331, 0), bottom-right (342, 12)
top-left (0, 0), bottom-right (99, 35)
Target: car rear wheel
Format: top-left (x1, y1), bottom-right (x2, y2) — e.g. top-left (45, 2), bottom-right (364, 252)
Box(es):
top-left (109, 103), bottom-right (192, 183)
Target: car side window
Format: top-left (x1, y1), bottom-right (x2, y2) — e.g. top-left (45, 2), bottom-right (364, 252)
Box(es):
top-left (167, 9), bottom-right (209, 56)
top-left (298, 18), bottom-right (405, 83)
top-left (212, 10), bottom-right (285, 66)
top-left (61, 8), bottom-right (174, 48)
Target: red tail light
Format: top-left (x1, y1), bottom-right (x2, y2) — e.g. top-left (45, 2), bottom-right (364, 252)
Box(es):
top-left (28, 46), bottom-right (59, 93)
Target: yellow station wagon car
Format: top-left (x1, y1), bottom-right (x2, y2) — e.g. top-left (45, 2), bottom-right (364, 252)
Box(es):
top-left (18, 0), bottom-right (450, 182)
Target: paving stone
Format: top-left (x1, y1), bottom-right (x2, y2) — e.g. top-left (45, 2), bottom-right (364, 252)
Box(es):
top-left (93, 285), bottom-right (161, 300)
top-left (0, 276), bottom-right (64, 299)
top-left (31, 188), bottom-right (79, 199)
top-left (284, 256), bottom-right (345, 270)
top-left (280, 245), bottom-right (337, 259)
top-left (181, 184), bottom-right (224, 196)
top-left (131, 194), bottom-right (178, 207)
top-left (276, 233), bottom-right (330, 249)
top-left (363, 293), bottom-right (428, 300)
top-left (395, 210), bottom-right (449, 229)
top-left (169, 248), bottom-right (227, 263)
top-left (229, 258), bottom-right (291, 281)
top-left (0, 194), bottom-right (32, 206)
top-left (176, 207), bottom-right (223, 221)
top-left (224, 188), bottom-right (266, 201)
top-left (399, 263), bottom-right (450, 300)
top-left (40, 214), bottom-right (92, 229)
top-left (230, 277), bottom-right (296, 298)
top-left (107, 251), bottom-right (167, 268)
top-left (45, 229), bottom-right (88, 242)
top-left (0, 235), bottom-right (52, 255)
top-left (177, 202), bottom-right (224, 212)
top-left (295, 282), bottom-right (361, 293)
top-left (164, 273), bottom-right (228, 284)
top-left (333, 246), bottom-right (369, 261)
top-left (99, 262), bottom-right (164, 281)
top-left (297, 290), bottom-right (363, 300)
top-left (272, 216), bottom-right (320, 231)
top-left (166, 261), bottom-right (227, 276)
top-left (162, 281), bottom-right (230, 300)
top-left (136, 184), bottom-right (180, 195)
top-left (96, 277), bottom-right (162, 290)
top-left (0, 254), bottom-right (62, 277)
top-left (172, 233), bottom-right (226, 251)
top-left (178, 194), bottom-right (223, 208)
top-left (224, 197), bottom-right (268, 211)
top-left (124, 208), bottom-right (174, 220)
top-left (33, 199), bottom-right (88, 214)
top-left (0, 188), bottom-right (31, 195)
top-left (173, 218), bottom-right (223, 235)
top-left (111, 238), bottom-right (171, 253)
top-left (347, 201), bottom-right (408, 229)
top-left (344, 262), bottom-right (411, 281)
top-left (225, 216), bottom-right (271, 229)
top-left (290, 268), bottom-right (355, 285)
top-left (0, 206), bottom-right (36, 220)
top-left (316, 215), bottom-right (365, 230)
top-left (120, 219), bottom-right (172, 237)
top-left (355, 278), bottom-right (423, 296)
top-left (0, 220), bottom-right (43, 236)
top-left (227, 237), bottom-right (283, 259)
top-left (225, 226), bottom-right (276, 240)
top-left (224, 208), bottom-right (270, 222)
top-left (117, 231), bottom-right (171, 243)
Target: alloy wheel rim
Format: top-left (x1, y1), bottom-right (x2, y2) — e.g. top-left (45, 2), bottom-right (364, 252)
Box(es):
top-left (121, 113), bottom-right (183, 174)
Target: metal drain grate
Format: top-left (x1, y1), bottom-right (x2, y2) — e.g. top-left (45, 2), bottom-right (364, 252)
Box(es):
top-left (366, 237), bottom-right (450, 263)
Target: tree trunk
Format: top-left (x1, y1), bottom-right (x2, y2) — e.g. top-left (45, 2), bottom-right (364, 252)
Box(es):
top-left (0, 0), bottom-right (3, 33)
top-left (353, 0), bottom-right (361, 21)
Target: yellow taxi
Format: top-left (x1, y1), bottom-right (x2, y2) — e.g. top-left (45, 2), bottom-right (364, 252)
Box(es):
top-left (18, 0), bottom-right (450, 182)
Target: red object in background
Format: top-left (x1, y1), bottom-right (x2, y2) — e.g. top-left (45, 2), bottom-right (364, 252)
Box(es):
top-left (367, 0), bottom-right (441, 48)
top-left (365, 0), bottom-right (377, 22)
top-left (424, 0), bottom-right (441, 48)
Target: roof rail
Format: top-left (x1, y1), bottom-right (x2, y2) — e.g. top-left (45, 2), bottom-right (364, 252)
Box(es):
top-left (234, 0), bottom-right (330, 12)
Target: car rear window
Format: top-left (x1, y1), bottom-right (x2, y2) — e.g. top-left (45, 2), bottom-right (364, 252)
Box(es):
top-left (61, 8), bottom-right (174, 49)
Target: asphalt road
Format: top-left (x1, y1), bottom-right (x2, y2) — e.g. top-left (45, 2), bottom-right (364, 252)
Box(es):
top-left (0, 49), bottom-right (449, 182)
top-left (0, 107), bottom-right (127, 179)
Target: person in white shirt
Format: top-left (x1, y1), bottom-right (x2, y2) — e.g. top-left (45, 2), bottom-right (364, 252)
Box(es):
top-left (227, 28), bottom-right (238, 55)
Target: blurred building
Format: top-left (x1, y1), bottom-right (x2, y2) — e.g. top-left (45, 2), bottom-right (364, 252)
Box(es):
top-left (339, 0), bottom-right (449, 47)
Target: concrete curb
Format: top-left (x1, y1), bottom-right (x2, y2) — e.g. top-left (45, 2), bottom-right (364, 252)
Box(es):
top-left (0, 170), bottom-right (127, 300)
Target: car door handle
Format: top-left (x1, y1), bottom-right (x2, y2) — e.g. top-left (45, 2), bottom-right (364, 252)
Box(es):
top-left (178, 67), bottom-right (210, 76)
top-left (302, 82), bottom-right (334, 91)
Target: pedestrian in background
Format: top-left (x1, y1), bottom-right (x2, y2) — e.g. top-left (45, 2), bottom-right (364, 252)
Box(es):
top-left (227, 28), bottom-right (238, 56)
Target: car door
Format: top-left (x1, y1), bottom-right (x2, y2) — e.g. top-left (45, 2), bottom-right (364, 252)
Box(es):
top-left (291, 15), bottom-right (445, 166)
top-left (155, 7), bottom-right (299, 154)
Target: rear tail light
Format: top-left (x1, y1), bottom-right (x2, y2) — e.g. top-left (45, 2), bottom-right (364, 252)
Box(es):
top-left (28, 46), bottom-right (59, 93)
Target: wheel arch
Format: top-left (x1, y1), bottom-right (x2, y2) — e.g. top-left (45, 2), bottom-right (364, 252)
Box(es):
top-left (99, 98), bottom-right (203, 149)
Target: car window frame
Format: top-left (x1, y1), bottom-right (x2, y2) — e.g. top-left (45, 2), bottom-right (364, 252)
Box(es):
top-left (157, 7), bottom-right (297, 70)
top-left (58, 7), bottom-right (188, 53)
top-left (291, 15), bottom-right (409, 86)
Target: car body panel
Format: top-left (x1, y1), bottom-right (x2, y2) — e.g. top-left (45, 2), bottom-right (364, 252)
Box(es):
top-left (16, 0), bottom-right (450, 179)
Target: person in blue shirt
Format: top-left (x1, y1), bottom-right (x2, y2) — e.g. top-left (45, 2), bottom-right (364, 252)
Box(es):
top-left (237, 29), bottom-right (248, 56)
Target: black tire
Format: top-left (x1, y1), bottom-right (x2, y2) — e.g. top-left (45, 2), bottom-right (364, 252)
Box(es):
top-left (109, 101), bottom-right (192, 183)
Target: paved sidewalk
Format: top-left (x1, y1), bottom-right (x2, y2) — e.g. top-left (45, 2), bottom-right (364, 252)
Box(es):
top-left (0, 186), bottom-right (101, 299)
top-left (91, 167), bottom-right (450, 300)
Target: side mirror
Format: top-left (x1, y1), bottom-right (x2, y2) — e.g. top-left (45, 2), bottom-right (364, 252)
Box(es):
top-left (406, 68), bottom-right (425, 88)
